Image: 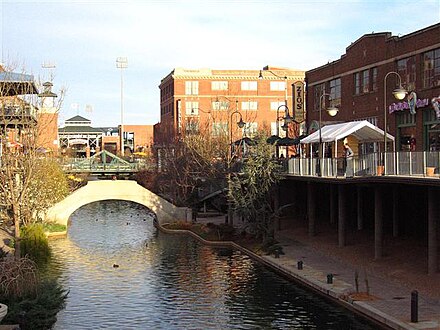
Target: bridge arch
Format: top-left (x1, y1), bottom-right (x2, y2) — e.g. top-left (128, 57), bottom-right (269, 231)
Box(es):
top-left (45, 180), bottom-right (188, 227)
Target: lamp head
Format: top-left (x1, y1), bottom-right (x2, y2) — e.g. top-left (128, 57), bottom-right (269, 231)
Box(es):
top-left (393, 87), bottom-right (407, 100)
top-left (326, 106), bottom-right (339, 117)
top-left (284, 112), bottom-right (293, 124)
top-left (237, 118), bottom-right (245, 128)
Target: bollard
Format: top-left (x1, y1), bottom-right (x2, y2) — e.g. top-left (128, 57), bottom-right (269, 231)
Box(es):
top-left (327, 273), bottom-right (333, 284)
top-left (411, 290), bottom-right (418, 323)
top-left (297, 260), bottom-right (303, 270)
top-left (274, 249), bottom-right (280, 258)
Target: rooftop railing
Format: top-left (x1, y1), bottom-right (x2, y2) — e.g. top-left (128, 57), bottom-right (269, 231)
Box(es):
top-left (282, 151), bottom-right (440, 178)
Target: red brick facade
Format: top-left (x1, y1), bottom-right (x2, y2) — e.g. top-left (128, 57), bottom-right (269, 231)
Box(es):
top-left (306, 23), bottom-right (440, 152)
top-left (122, 124), bottom-right (154, 155)
top-left (37, 112), bottom-right (59, 152)
top-left (156, 66), bottom-right (305, 147)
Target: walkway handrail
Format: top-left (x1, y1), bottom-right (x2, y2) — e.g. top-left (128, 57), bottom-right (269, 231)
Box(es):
top-left (283, 151), bottom-right (440, 179)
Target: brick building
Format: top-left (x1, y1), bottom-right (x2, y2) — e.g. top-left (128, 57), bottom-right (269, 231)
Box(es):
top-left (305, 23), bottom-right (440, 153)
top-left (37, 82), bottom-right (59, 153)
top-left (155, 66), bottom-right (305, 152)
top-left (120, 124), bottom-right (154, 155)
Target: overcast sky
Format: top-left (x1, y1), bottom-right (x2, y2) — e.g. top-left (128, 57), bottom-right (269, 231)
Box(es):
top-left (1, 0), bottom-right (439, 127)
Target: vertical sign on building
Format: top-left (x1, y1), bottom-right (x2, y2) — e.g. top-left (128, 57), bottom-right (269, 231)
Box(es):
top-left (293, 81), bottom-right (305, 123)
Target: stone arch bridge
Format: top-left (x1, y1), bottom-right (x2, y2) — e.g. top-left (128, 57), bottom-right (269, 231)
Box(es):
top-left (45, 180), bottom-right (188, 227)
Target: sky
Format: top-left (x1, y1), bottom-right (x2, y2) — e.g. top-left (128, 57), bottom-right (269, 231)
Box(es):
top-left (1, 0), bottom-right (439, 127)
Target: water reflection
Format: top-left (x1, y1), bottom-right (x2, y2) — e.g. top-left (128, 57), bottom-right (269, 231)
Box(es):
top-left (48, 200), bottom-right (374, 329)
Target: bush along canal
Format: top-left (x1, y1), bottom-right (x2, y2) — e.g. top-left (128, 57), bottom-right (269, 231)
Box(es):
top-left (46, 200), bottom-right (378, 329)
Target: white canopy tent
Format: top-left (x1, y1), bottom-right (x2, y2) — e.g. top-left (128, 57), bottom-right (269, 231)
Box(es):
top-left (300, 120), bottom-right (395, 158)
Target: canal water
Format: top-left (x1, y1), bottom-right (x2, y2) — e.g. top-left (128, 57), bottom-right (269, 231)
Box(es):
top-left (48, 200), bottom-right (375, 329)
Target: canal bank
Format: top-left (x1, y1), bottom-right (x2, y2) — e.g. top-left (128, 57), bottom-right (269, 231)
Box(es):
top-left (159, 216), bottom-right (440, 330)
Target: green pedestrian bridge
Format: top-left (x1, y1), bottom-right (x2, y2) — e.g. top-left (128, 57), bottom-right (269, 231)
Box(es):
top-left (60, 150), bottom-right (144, 176)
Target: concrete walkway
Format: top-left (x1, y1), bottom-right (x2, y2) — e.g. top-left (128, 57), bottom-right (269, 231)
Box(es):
top-left (195, 215), bottom-right (440, 330)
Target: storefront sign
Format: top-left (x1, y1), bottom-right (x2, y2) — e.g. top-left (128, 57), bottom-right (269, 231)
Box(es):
top-left (308, 120), bottom-right (319, 134)
top-left (388, 98), bottom-right (429, 114)
top-left (293, 81), bottom-right (305, 123)
top-left (432, 96), bottom-right (440, 119)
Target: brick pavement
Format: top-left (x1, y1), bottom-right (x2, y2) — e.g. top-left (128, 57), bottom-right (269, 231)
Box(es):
top-left (273, 230), bottom-right (440, 330)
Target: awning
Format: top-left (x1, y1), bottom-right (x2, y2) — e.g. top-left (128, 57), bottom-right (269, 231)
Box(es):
top-left (300, 120), bottom-right (394, 144)
top-left (276, 137), bottom-right (298, 146)
top-left (266, 135), bottom-right (280, 145)
top-left (233, 137), bottom-right (256, 146)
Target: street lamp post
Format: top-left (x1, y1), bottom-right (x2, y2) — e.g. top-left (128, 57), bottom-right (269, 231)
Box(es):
top-left (317, 93), bottom-right (339, 176)
top-left (259, 69), bottom-right (288, 108)
top-left (229, 108), bottom-right (245, 160)
top-left (276, 104), bottom-right (293, 157)
top-left (259, 69), bottom-right (295, 157)
top-left (116, 57), bottom-right (128, 156)
top-left (383, 72), bottom-right (407, 175)
top-left (227, 107), bottom-right (245, 226)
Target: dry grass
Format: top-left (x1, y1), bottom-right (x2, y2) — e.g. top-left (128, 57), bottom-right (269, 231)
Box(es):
top-left (0, 257), bottom-right (39, 298)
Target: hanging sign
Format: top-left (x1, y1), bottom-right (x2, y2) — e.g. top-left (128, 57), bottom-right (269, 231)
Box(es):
top-left (308, 120), bottom-right (319, 134)
top-left (293, 81), bottom-right (305, 123)
top-left (432, 96), bottom-right (440, 119)
top-left (388, 98), bottom-right (429, 114)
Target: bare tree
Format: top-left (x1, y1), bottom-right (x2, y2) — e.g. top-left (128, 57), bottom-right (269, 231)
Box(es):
top-left (157, 114), bottom-right (229, 206)
top-left (0, 65), bottom-right (67, 257)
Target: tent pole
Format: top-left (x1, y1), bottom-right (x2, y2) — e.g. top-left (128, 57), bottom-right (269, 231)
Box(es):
top-left (335, 140), bottom-right (338, 177)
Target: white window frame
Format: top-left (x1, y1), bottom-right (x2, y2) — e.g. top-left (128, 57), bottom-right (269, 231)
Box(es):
top-left (185, 81), bottom-right (199, 95)
top-left (212, 101), bottom-right (230, 111)
top-left (212, 122), bottom-right (228, 136)
top-left (241, 101), bottom-right (258, 111)
top-left (271, 122), bottom-right (286, 137)
top-left (241, 81), bottom-right (258, 91)
top-left (270, 101), bottom-right (285, 111)
top-left (244, 122), bottom-right (258, 137)
top-left (211, 81), bottom-right (228, 91)
top-left (270, 81), bottom-right (286, 91)
top-left (185, 101), bottom-right (199, 115)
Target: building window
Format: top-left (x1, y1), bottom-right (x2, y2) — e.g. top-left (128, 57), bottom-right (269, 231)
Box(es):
top-left (314, 83), bottom-right (325, 111)
top-left (354, 72), bottom-right (361, 95)
top-left (185, 101), bottom-right (199, 115)
top-left (423, 48), bottom-right (440, 88)
top-left (212, 101), bottom-right (229, 110)
top-left (185, 120), bottom-right (199, 134)
top-left (270, 101), bottom-right (285, 111)
top-left (212, 122), bottom-right (227, 136)
top-left (362, 70), bottom-right (369, 93)
top-left (270, 81), bottom-right (286, 91)
top-left (396, 112), bottom-right (416, 125)
top-left (361, 116), bottom-right (378, 127)
top-left (243, 122), bottom-right (258, 137)
top-left (354, 70), bottom-right (371, 95)
top-left (241, 81), bottom-right (257, 91)
top-left (241, 101), bottom-right (258, 111)
top-left (185, 81), bottom-right (199, 95)
top-left (424, 109), bottom-right (440, 151)
top-left (330, 78), bottom-right (341, 107)
top-left (372, 67), bottom-right (378, 91)
top-left (271, 122), bottom-right (286, 137)
top-left (398, 56), bottom-right (416, 91)
top-left (211, 81), bottom-right (228, 91)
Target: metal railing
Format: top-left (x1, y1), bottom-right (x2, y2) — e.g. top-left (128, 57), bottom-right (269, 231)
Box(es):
top-left (60, 158), bottom-right (142, 173)
top-left (283, 151), bottom-right (440, 178)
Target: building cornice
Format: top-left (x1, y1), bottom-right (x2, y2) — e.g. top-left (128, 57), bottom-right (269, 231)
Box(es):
top-left (307, 42), bottom-right (440, 87)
